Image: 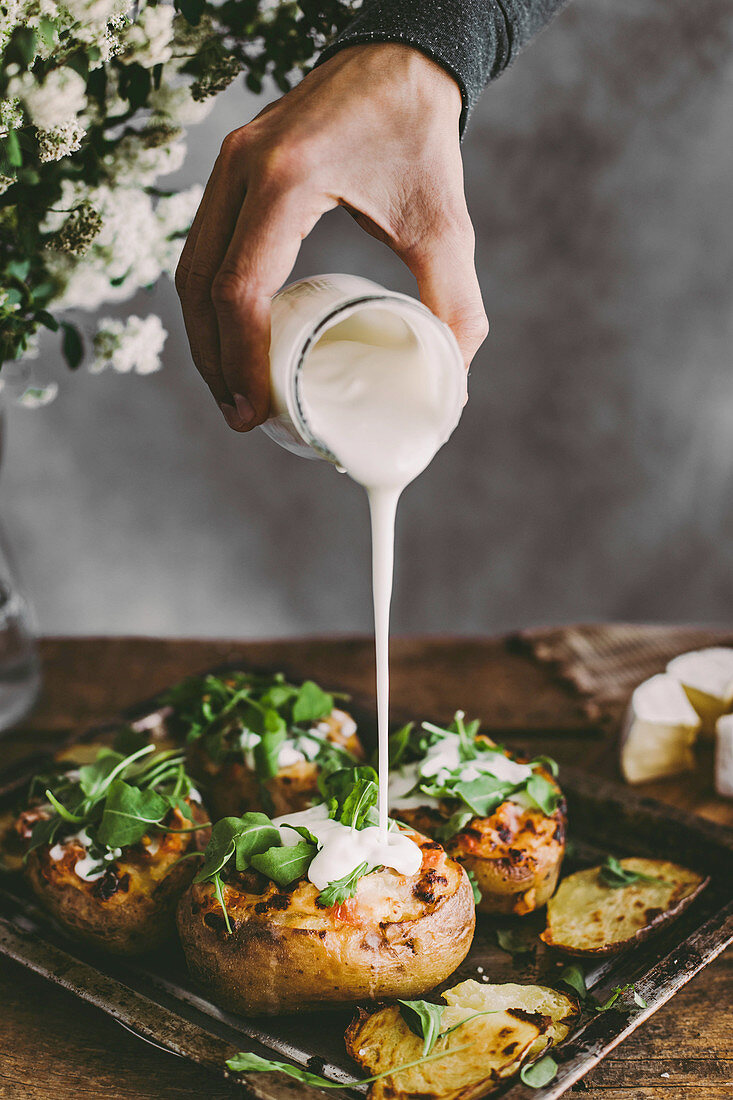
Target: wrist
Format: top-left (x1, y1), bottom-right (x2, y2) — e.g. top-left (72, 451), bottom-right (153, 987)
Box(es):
top-left (317, 42), bottom-right (462, 128)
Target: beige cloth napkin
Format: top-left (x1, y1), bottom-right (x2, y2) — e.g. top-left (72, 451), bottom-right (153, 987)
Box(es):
top-left (520, 623), bottom-right (733, 727)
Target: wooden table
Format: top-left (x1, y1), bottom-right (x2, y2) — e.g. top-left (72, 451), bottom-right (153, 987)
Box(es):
top-left (1, 636), bottom-right (731, 1099)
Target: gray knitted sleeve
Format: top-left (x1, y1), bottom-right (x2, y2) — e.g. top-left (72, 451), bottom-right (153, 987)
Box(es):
top-left (317, 1), bottom-right (569, 133)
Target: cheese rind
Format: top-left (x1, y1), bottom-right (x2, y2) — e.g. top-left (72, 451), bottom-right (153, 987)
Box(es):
top-left (620, 673), bottom-right (700, 784)
top-left (715, 714), bottom-right (733, 799)
top-left (666, 648), bottom-right (733, 738)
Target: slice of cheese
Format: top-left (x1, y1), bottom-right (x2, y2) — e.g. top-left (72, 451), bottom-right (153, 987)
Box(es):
top-left (620, 673), bottom-right (700, 784)
top-left (666, 648), bottom-right (733, 738)
top-left (715, 714), bottom-right (733, 798)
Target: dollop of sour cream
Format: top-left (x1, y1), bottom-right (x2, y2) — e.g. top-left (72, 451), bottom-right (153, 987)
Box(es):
top-left (49, 826), bottom-right (121, 882)
top-left (238, 708), bottom-right (354, 771)
top-left (272, 804), bottom-right (422, 892)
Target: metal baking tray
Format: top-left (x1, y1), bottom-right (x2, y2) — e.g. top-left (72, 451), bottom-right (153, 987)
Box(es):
top-left (1, 667), bottom-right (732, 1099)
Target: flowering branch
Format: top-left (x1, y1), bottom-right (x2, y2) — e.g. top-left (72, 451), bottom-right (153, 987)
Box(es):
top-left (0, 0), bottom-right (357, 381)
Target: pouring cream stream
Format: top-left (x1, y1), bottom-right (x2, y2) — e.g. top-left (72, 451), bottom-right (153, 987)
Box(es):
top-left (299, 306), bottom-right (465, 845)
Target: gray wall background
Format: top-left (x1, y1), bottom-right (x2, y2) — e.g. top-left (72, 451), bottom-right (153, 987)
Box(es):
top-left (4, 0), bottom-right (733, 638)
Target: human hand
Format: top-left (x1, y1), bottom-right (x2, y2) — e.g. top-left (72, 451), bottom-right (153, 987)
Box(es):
top-left (175, 43), bottom-right (488, 432)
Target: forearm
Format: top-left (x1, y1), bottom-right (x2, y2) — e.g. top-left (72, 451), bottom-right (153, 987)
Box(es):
top-left (318, 0), bottom-right (570, 133)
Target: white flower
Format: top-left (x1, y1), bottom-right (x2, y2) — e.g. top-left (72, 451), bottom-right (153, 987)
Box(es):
top-left (120, 3), bottom-right (174, 67)
top-left (10, 68), bottom-right (87, 130)
top-left (0, 96), bottom-right (23, 134)
top-left (37, 119), bottom-right (86, 162)
top-left (63, 0), bottom-right (127, 24)
top-left (148, 81), bottom-right (215, 126)
top-left (104, 130), bottom-right (186, 185)
top-left (92, 314), bottom-right (167, 375)
top-left (18, 383), bottom-right (59, 408)
top-left (155, 185), bottom-right (202, 238)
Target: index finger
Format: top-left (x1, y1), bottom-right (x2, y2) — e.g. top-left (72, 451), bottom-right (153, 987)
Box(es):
top-left (211, 184), bottom-right (334, 429)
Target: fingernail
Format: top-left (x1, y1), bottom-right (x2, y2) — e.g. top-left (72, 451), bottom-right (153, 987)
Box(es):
top-left (234, 393), bottom-right (255, 424)
top-left (220, 402), bottom-right (241, 429)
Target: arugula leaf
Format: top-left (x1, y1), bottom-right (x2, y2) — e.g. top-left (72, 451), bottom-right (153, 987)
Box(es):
top-left (212, 872), bottom-right (232, 935)
top-left (559, 963), bottom-right (588, 1001)
top-left (292, 680), bottom-right (334, 724)
top-left (495, 925), bottom-right (537, 956)
top-left (316, 861), bottom-right (372, 908)
top-left (523, 773), bottom-right (562, 816)
top-left (451, 776), bottom-right (514, 817)
top-left (320, 765), bottom-right (379, 821)
top-left (96, 780), bottom-right (170, 848)
top-left (398, 999), bottom-right (445, 1056)
top-left (226, 1041), bottom-right (475, 1089)
top-left (520, 1054), bottom-right (558, 1088)
top-left (45, 789), bottom-right (85, 824)
top-left (253, 720), bottom-right (286, 780)
top-left (250, 840), bottom-right (316, 886)
top-left (225, 1051), bottom-right (339, 1088)
top-left (467, 869), bottom-right (482, 905)
top-left (594, 984), bottom-right (647, 1012)
top-left (437, 810), bottom-right (474, 841)
top-left (79, 744), bottom-right (155, 801)
top-left (194, 817), bottom-right (243, 883)
top-left (340, 776), bottom-right (378, 830)
top-left (599, 856), bottom-right (668, 890)
top-left (530, 754), bottom-right (560, 778)
top-left (386, 722), bottom-right (414, 769)
top-left (232, 813), bottom-right (282, 870)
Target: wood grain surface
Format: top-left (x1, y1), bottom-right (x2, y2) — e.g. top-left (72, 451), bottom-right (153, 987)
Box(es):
top-left (1, 634), bottom-right (731, 1098)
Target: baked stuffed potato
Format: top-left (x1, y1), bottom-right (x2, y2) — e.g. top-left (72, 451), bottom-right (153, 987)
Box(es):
top-left (17, 741), bottom-right (209, 955)
top-left (388, 714), bottom-right (566, 915)
top-left (177, 770), bottom-right (475, 1015)
top-left (178, 827), bottom-right (474, 1015)
top-left (165, 671), bottom-right (365, 818)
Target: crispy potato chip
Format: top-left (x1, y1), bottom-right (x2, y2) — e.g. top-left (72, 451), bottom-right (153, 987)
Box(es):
top-left (541, 858), bottom-right (707, 955)
top-left (441, 979), bottom-right (578, 1060)
top-left (345, 979), bottom-right (578, 1100)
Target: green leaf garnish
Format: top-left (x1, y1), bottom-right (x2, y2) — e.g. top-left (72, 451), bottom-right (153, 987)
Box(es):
top-left (26, 743), bottom-right (204, 866)
top-left (559, 963), bottom-right (588, 1001)
top-left (292, 680), bottom-right (334, 724)
top-left (467, 869), bottom-right (482, 905)
top-left (398, 999), bottom-right (445, 1056)
top-left (226, 1041), bottom-right (475, 1089)
top-left (599, 856), bottom-right (669, 890)
top-left (558, 965), bottom-right (647, 1014)
top-left (316, 860), bottom-right (373, 908)
top-left (594, 984), bottom-right (648, 1013)
top-left (162, 671), bottom-right (346, 783)
top-left (96, 781), bottom-right (170, 848)
top-left (520, 1054), bottom-right (558, 1088)
top-left (495, 925), bottom-right (537, 956)
top-left (250, 841), bottom-right (317, 886)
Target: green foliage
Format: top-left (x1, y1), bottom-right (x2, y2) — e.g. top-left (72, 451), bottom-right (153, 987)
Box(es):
top-left (599, 856), bottom-right (668, 890)
top-left (26, 742), bottom-right (206, 872)
top-left (520, 1055), bottom-right (558, 1088)
top-left (315, 860), bottom-right (372, 907)
top-left (390, 710), bottom-right (561, 821)
top-left (0, 2), bottom-right (358, 367)
top-left (162, 671), bottom-right (350, 786)
top-left (398, 999), bottom-right (445, 1056)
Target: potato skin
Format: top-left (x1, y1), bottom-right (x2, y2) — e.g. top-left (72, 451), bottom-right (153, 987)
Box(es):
top-left (395, 770), bottom-right (566, 916)
top-left (23, 799), bottom-right (208, 955)
top-left (177, 830), bottom-right (475, 1015)
top-left (189, 708), bottom-right (365, 819)
top-left (541, 858), bottom-right (708, 956)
